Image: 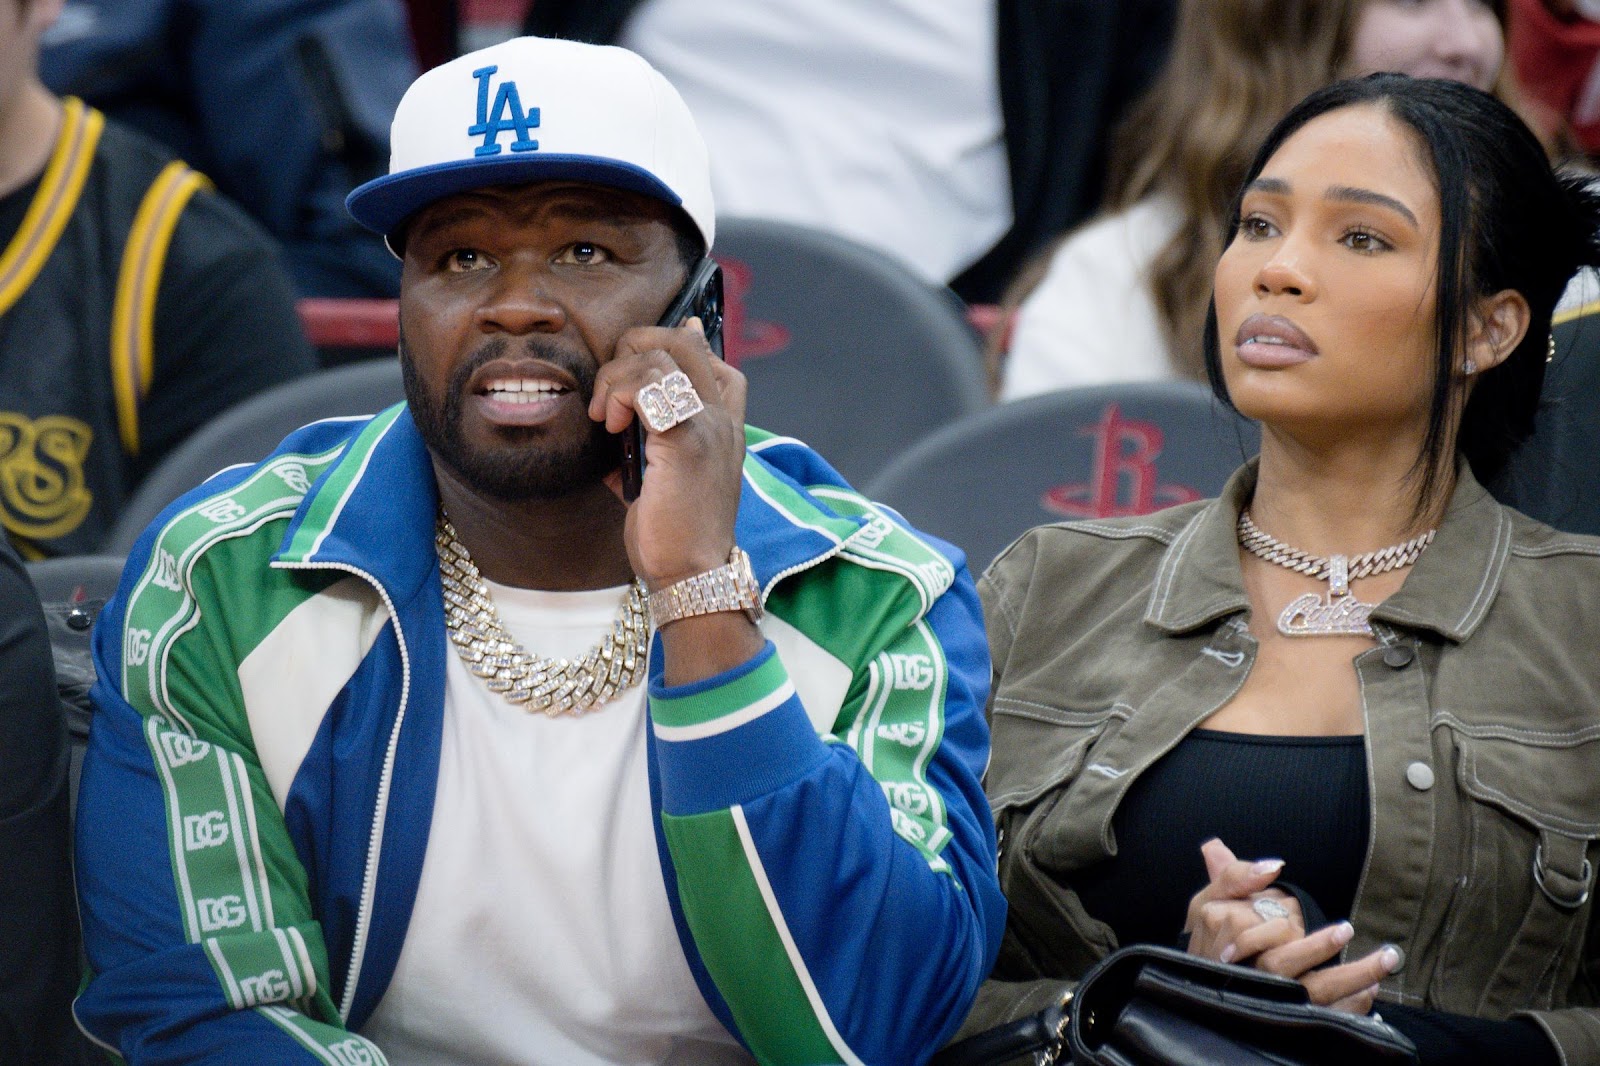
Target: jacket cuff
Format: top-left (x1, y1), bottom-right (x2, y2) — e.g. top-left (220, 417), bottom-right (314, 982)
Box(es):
top-left (649, 640), bottom-right (829, 816)
top-left (1515, 1007), bottom-right (1597, 1065)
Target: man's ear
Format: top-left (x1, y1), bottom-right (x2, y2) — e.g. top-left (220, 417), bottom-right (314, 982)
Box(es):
top-left (1464, 289), bottom-right (1531, 376)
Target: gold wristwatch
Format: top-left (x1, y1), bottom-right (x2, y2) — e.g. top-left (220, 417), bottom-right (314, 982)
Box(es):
top-left (648, 546), bottom-right (763, 628)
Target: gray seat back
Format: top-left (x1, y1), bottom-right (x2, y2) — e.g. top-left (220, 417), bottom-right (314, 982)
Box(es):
top-left (108, 360), bottom-right (406, 553)
top-left (713, 217), bottom-right (987, 484)
top-left (865, 382), bottom-right (1259, 572)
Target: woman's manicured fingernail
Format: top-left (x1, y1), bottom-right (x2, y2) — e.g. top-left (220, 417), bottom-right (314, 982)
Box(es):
top-left (1220, 944), bottom-right (1237, 964)
top-left (1379, 946), bottom-right (1401, 971)
top-left (1332, 922), bottom-right (1355, 945)
top-left (1252, 859), bottom-right (1285, 875)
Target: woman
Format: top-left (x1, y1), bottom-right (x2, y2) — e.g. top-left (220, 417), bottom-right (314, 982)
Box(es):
top-left (997, 0), bottom-right (1508, 400)
top-left (966, 75), bottom-right (1600, 1063)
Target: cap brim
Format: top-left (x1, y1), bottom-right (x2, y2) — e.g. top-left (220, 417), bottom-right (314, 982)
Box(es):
top-left (346, 153), bottom-right (687, 239)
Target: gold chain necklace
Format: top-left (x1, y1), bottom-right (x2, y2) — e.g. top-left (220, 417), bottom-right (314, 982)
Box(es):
top-left (1236, 509), bottom-right (1435, 637)
top-left (435, 512), bottom-right (649, 714)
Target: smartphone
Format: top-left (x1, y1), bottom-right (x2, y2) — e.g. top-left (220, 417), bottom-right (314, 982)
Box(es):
top-left (620, 257), bottom-right (725, 501)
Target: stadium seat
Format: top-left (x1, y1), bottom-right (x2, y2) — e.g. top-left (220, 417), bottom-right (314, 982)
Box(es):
top-left (108, 360), bottom-right (406, 553)
top-left (1491, 306), bottom-right (1600, 535)
top-left (25, 553), bottom-right (127, 822)
top-left (865, 382), bottom-right (1260, 572)
top-left (713, 217), bottom-right (988, 484)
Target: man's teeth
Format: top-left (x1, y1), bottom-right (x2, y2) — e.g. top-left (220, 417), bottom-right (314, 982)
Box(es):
top-left (485, 380), bottom-right (565, 403)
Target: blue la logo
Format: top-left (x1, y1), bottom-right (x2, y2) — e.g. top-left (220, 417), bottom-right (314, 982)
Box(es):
top-left (468, 65), bottom-right (540, 157)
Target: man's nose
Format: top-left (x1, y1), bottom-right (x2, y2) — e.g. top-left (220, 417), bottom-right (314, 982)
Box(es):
top-left (475, 266), bottom-right (566, 335)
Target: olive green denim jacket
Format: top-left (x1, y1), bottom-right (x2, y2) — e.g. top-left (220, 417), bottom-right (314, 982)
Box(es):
top-left (964, 464), bottom-right (1600, 1063)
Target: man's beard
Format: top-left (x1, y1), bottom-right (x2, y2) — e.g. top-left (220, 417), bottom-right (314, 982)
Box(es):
top-left (400, 331), bottom-right (622, 502)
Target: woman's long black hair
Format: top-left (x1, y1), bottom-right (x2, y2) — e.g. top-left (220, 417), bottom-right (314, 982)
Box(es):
top-left (1203, 74), bottom-right (1600, 509)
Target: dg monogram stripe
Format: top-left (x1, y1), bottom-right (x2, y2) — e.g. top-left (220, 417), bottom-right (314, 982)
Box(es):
top-left (260, 1006), bottom-right (389, 1066)
top-left (144, 718), bottom-right (273, 943)
top-left (122, 446), bottom-right (347, 727)
top-left (202, 926), bottom-right (318, 1010)
top-left (283, 405), bottom-right (405, 562)
top-left (858, 621), bottom-right (952, 871)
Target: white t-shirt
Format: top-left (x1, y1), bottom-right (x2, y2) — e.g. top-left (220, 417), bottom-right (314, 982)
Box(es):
top-left (1000, 196), bottom-right (1184, 401)
top-left (361, 583), bottom-right (750, 1066)
top-left (621, 0), bottom-right (1011, 283)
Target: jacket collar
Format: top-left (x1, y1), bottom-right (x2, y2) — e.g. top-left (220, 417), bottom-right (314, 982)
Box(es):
top-left (1146, 459), bottom-right (1512, 643)
top-left (270, 409), bottom-right (869, 604)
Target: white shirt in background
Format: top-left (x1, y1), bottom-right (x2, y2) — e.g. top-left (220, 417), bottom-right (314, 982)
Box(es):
top-left (622, 0), bottom-right (1011, 284)
top-left (361, 583), bottom-right (750, 1066)
top-left (1001, 196), bottom-right (1183, 401)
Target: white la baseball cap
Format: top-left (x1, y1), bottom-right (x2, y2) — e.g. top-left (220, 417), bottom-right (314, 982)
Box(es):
top-left (347, 36), bottom-right (715, 250)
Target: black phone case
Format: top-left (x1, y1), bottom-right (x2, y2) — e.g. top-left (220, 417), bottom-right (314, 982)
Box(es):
top-left (620, 258), bottom-right (725, 501)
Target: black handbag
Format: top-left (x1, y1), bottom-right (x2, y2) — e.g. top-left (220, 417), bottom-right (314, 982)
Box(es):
top-left (934, 944), bottom-right (1419, 1066)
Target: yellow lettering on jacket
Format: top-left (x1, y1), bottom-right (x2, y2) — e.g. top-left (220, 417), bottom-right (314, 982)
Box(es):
top-left (0, 413), bottom-right (93, 540)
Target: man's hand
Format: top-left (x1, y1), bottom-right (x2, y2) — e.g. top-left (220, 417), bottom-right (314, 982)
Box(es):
top-left (590, 316), bottom-right (748, 588)
top-left (1183, 839), bottom-right (1398, 1014)
top-left (590, 317), bottom-right (763, 686)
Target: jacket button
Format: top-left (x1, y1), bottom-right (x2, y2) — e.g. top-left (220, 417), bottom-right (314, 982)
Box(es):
top-left (1405, 762), bottom-right (1435, 791)
top-left (1383, 645), bottom-right (1415, 668)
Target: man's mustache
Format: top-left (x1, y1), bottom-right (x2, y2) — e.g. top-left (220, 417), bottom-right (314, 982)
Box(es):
top-left (448, 336), bottom-right (599, 399)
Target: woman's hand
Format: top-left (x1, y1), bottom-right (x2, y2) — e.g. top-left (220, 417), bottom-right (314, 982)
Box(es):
top-left (1184, 839), bottom-right (1401, 1014)
top-left (1184, 838), bottom-right (1303, 964)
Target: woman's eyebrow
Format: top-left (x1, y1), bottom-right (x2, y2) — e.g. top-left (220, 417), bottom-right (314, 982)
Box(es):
top-left (1325, 185), bottom-right (1419, 228)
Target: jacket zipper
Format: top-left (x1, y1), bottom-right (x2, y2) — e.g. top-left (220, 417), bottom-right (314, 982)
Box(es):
top-left (275, 559), bottom-right (412, 1023)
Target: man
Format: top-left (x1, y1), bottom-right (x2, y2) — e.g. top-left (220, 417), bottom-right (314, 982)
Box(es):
top-left (523, 0), bottom-right (1178, 303)
top-left (74, 37), bottom-right (1004, 1064)
top-left (0, 0), bottom-right (317, 558)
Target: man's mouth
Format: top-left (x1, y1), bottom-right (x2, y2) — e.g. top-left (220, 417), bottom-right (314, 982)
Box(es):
top-left (481, 378), bottom-right (571, 404)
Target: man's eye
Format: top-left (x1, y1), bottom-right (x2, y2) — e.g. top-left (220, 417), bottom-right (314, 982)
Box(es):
top-left (558, 242), bottom-right (609, 265)
top-left (445, 249), bottom-right (491, 272)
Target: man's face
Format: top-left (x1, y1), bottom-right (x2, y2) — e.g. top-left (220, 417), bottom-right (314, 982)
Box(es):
top-left (398, 181), bottom-right (688, 501)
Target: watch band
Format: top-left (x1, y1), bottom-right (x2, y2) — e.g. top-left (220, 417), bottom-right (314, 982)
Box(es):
top-left (647, 546), bottom-right (762, 628)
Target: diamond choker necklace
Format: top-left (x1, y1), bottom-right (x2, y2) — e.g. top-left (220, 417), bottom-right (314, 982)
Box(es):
top-left (1236, 509), bottom-right (1435, 637)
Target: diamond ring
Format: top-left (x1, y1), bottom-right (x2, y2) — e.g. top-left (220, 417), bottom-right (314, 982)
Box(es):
top-left (635, 370), bottom-right (705, 434)
top-left (1252, 897), bottom-right (1291, 923)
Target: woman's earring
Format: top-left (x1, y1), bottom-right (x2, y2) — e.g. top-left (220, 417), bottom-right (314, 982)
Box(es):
top-left (1461, 358), bottom-right (1477, 375)
top-left (1549, 332), bottom-right (1557, 364)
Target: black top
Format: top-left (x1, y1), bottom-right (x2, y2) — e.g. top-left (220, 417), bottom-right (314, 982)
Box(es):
top-left (1070, 728), bottom-right (1557, 1066)
top-left (1074, 728), bottom-right (1369, 947)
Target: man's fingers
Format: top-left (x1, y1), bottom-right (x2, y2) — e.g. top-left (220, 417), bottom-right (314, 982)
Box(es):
top-left (1256, 921), bottom-right (1355, 980)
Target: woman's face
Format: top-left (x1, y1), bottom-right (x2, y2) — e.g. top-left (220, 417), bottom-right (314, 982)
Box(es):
top-left (1212, 104), bottom-right (1443, 439)
top-left (1350, 0), bottom-right (1505, 93)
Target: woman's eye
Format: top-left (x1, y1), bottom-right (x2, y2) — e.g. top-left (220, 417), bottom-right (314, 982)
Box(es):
top-left (1239, 216), bottom-right (1276, 240)
top-left (1342, 229), bottom-right (1389, 254)
top-left (558, 242), bottom-right (609, 265)
top-left (445, 249), bottom-right (491, 272)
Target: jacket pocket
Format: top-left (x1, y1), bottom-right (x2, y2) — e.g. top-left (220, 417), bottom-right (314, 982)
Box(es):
top-left (1434, 729), bottom-right (1600, 1016)
top-left (987, 699), bottom-right (1125, 979)
top-left (986, 700), bottom-right (1124, 816)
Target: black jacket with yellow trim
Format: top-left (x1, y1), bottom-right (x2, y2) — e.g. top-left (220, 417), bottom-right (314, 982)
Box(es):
top-left (0, 99), bottom-right (316, 558)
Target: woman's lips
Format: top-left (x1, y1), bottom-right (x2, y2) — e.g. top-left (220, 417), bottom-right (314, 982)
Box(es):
top-left (1234, 313), bottom-right (1318, 368)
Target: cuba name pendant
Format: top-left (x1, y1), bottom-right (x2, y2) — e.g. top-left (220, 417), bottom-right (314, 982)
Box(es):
top-left (1277, 554), bottom-right (1375, 637)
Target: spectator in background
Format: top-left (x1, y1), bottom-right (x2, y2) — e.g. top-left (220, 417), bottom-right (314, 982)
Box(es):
top-left (40, 0), bottom-right (419, 298)
top-left (0, 0), bottom-right (316, 558)
top-left (523, 0), bottom-right (1178, 304)
top-left (1000, 0), bottom-right (1509, 401)
top-left (0, 538), bottom-right (81, 1065)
